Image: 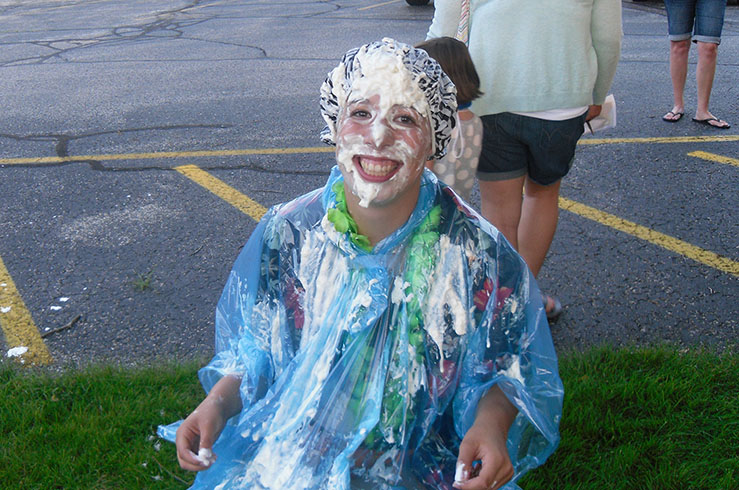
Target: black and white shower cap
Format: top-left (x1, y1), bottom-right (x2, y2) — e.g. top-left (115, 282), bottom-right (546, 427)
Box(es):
top-left (320, 38), bottom-right (457, 160)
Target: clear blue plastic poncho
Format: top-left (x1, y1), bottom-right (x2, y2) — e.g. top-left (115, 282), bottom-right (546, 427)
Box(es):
top-left (159, 168), bottom-right (564, 489)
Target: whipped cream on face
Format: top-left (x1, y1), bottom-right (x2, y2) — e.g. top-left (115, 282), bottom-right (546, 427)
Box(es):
top-left (337, 130), bottom-right (422, 209)
top-left (351, 47), bottom-right (430, 120)
top-left (335, 48), bottom-right (431, 208)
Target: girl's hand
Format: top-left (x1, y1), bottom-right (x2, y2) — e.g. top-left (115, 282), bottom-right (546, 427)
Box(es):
top-left (452, 423), bottom-right (513, 490)
top-left (453, 385), bottom-right (518, 489)
top-left (175, 375), bottom-right (243, 472)
top-left (175, 398), bottom-right (226, 471)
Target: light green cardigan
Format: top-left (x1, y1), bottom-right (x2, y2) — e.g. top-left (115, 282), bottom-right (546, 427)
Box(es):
top-left (426, 0), bottom-right (622, 115)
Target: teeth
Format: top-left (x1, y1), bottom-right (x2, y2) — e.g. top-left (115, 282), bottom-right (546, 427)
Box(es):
top-left (360, 158), bottom-right (396, 177)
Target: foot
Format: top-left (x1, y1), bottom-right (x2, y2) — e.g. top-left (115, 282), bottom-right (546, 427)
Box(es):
top-left (692, 116), bottom-right (731, 129)
top-left (662, 110), bottom-right (684, 122)
top-left (542, 294), bottom-right (563, 323)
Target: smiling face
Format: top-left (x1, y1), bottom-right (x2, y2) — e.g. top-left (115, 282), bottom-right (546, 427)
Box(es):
top-left (336, 93), bottom-right (433, 209)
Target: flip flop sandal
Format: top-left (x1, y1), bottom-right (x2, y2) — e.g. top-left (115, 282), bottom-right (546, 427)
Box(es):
top-left (692, 117), bottom-right (731, 129)
top-left (662, 111), bottom-right (684, 122)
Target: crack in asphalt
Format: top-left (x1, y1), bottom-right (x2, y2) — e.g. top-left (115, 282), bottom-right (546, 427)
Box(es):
top-left (0, 125), bottom-right (331, 176)
top-left (0, 158), bottom-right (333, 176)
top-left (0, 2), bottom-right (343, 176)
top-left (0, 123), bottom-right (232, 157)
top-left (0, 0), bottom-right (273, 66)
top-left (0, 0), bottom-right (358, 66)
top-left (0, 0), bottom-right (432, 67)
top-left (0, 125), bottom-right (258, 172)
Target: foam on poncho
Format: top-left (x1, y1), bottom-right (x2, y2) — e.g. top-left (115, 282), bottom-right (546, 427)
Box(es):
top-left (159, 169), bottom-right (564, 489)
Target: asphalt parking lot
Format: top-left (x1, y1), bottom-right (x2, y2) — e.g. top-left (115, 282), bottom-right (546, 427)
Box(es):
top-left (1, 0), bottom-right (737, 368)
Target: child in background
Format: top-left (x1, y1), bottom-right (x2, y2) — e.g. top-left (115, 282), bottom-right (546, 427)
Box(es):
top-left (416, 36), bottom-right (483, 203)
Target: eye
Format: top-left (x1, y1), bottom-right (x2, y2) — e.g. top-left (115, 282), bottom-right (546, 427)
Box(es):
top-left (349, 108), bottom-right (371, 119)
top-left (392, 106), bottom-right (422, 127)
top-left (397, 114), bottom-right (417, 125)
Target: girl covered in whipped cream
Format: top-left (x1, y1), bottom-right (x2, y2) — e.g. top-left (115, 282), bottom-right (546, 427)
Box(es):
top-left (159, 38), bottom-right (563, 490)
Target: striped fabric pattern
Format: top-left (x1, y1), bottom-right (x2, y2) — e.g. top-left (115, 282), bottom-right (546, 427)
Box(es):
top-left (455, 0), bottom-right (470, 44)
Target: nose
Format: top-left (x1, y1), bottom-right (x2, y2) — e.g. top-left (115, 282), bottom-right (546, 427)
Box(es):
top-left (370, 119), bottom-right (394, 149)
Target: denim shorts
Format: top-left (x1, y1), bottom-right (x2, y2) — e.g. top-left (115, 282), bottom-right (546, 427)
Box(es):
top-left (477, 112), bottom-right (586, 186)
top-left (664, 0), bottom-right (727, 44)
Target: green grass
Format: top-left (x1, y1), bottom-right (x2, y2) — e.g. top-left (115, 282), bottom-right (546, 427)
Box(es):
top-left (519, 346), bottom-right (738, 490)
top-left (131, 269), bottom-right (155, 292)
top-left (1, 346), bottom-right (736, 489)
top-left (0, 360), bottom-right (204, 489)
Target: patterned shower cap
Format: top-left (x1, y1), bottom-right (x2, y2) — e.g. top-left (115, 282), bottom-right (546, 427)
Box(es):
top-left (320, 38), bottom-right (457, 160)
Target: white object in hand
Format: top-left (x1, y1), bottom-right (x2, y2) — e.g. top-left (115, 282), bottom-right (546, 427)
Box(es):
top-left (454, 461), bottom-right (469, 483)
top-left (195, 447), bottom-right (216, 467)
top-left (584, 94), bottom-right (617, 134)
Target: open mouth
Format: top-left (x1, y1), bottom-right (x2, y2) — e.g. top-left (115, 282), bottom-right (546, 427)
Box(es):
top-left (354, 155), bottom-right (401, 182)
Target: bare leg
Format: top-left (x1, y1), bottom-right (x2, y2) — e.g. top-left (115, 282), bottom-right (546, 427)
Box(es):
top-left (478, 176), bottom-right (526, 250)
top-left (693, 41), bottom-right (728, 127)
top-left (695, 41), bottom-right (717, 118)
top-left (664, 39), bottom-right (690, 120)
top-left (517, 177), bottom-right (561, 277)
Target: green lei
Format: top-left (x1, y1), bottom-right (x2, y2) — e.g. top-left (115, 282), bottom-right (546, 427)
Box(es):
top-left (327, 181), bottom-right (442, 448)
top-left (327, 182), bottom-right (372, 252)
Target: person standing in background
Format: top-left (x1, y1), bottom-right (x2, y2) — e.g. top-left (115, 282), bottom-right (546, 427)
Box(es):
top-left (426, 0), bottom-right (622, 322)
top-left (661, 0), bottom-right (731, 129)
top-left (416, 36), bottom-right (483, 203)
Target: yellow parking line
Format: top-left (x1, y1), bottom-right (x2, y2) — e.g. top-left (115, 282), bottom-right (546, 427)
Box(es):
top-left (358, 0), bottom-right (402, 10)
top-left (0, 255), bottom-right (52, 365)
top-left (578, 135), bottom-right (739, 145)
top-left (0, 144), bottom-right (731, 366)
top-left (176, 163), bottom-right (738, 276)
top-left (559, 197), bottom-right (739, 277)
top-left (1, 136), bottom-right (736, 166)
top-left (175, 164), bottom-right (267, 221)
top-left (0, 147), bottom-right (334, 165)
top-left (687, 151), bottom-right (739, 167)
top-left (175, 163), bottom-right (738, 277)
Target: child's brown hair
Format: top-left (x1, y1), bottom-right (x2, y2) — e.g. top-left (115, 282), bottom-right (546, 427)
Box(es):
top-left (415, 37), bottom-right (482, 105)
